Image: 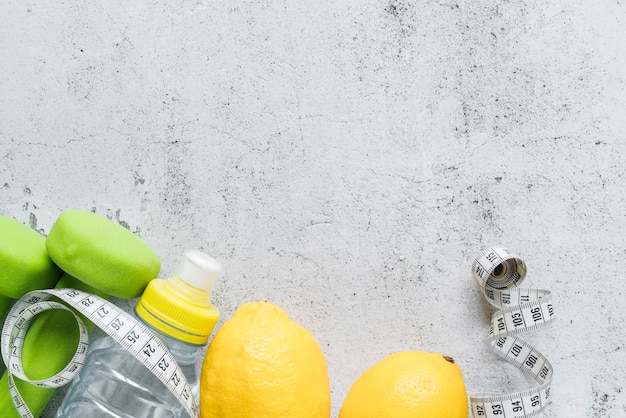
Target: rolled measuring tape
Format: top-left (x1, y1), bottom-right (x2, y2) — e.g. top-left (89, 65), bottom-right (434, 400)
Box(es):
top-left (470, 246), bottom-right (555, 418)
top-left (0, 288), bottom-right (199, 418)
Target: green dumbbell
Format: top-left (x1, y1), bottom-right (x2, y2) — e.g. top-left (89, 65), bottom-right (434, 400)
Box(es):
top-left (0, 215), bottom-right (66, 372)
top-left (0, 210), bottom-right (161, 417)
top-left (0, 215), bottom-right (63, 298)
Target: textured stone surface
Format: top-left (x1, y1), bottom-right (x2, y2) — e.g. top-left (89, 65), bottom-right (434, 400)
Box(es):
top-left (1, 1), bottom-right (626, 416)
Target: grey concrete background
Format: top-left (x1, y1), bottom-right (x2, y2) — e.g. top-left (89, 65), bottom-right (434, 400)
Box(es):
top-left (1, 1), bottom-right (625, 417)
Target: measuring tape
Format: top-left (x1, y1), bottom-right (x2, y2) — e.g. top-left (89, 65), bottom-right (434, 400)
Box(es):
top-left (470, 246), bottom-right (554, 418)
top-left (0, 288), bottom-right (199, 418)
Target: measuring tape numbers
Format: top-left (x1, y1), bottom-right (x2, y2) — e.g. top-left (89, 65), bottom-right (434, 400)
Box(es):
top-left (0, 288), bottom-right (199, 418)
top-left (471, 246), bottom-right (555, 418)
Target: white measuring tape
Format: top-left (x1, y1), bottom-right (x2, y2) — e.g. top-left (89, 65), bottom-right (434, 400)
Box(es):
top-left (470, 246), bottom-right (554, 418)
top-left (0, 288), bottom-right (199, 418)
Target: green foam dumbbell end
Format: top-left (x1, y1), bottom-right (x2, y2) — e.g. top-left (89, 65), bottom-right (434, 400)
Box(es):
top-left (0, 216), bottom-right (63, 299)
top-left (45, 210), bottom-right (160, 299)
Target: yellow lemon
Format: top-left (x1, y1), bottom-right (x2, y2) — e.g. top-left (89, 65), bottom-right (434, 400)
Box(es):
top-left (339, 351), bottom-right (468, 418)
top-left (200, 301), bottom-right (331, 418)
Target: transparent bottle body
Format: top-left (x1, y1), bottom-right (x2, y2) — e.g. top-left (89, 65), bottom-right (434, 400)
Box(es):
top-left (55, 324), bottom-right (201, 418)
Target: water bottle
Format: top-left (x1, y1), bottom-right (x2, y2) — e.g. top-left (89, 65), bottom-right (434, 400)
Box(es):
top-left (56, 250), bottom-right (223, 418)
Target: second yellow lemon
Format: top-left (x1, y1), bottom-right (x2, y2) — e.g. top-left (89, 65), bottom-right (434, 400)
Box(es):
top-left (339, 351), bottom-right (468, 418)
top-left (200, 301), bottom-right (330, 418)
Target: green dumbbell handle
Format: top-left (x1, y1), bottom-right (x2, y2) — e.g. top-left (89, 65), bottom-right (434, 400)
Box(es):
top-left (0, 274), bottom-right (109, 417)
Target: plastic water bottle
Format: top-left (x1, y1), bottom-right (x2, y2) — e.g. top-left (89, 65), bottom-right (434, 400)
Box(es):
top-left (56, 250), bottom-right (223, 418)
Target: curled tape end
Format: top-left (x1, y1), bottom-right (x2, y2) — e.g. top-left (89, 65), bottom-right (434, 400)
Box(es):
top-left (470, 246), bottom-right (554, 418)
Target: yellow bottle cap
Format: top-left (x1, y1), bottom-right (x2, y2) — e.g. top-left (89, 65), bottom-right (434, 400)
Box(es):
top-left (135, 250), bottom-right (222, 345)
